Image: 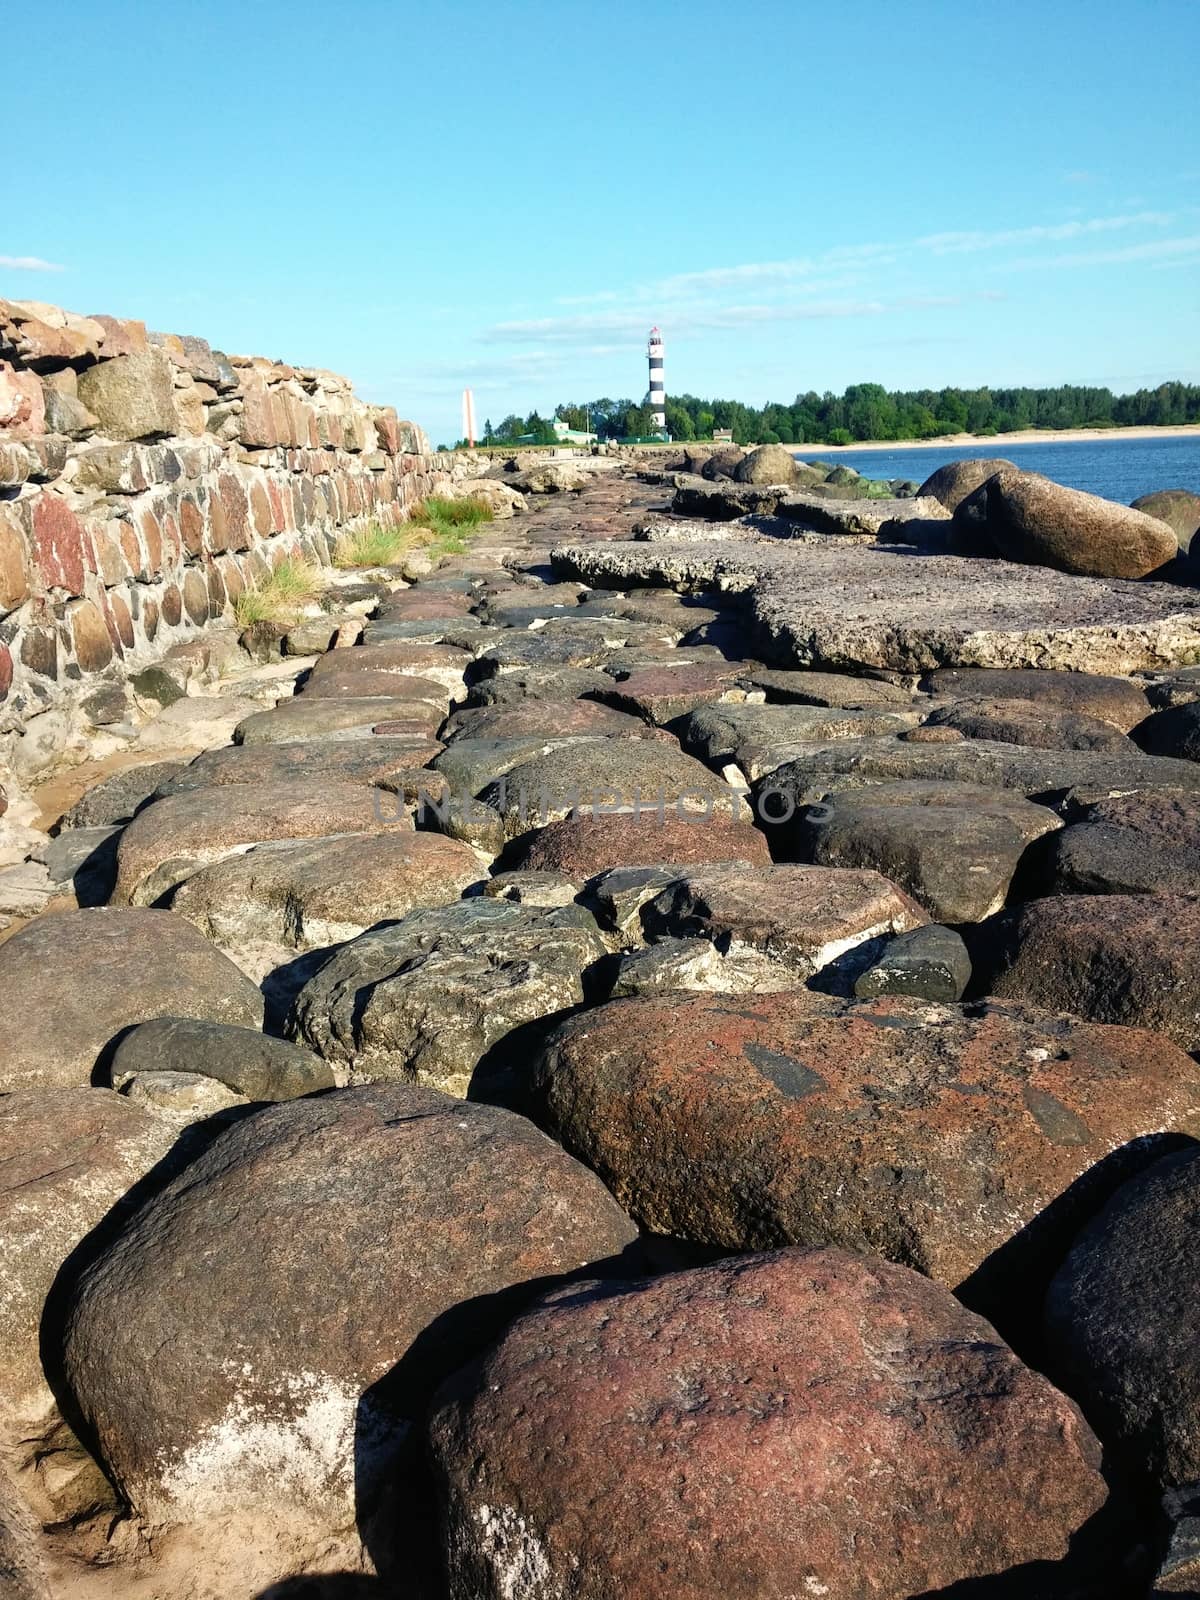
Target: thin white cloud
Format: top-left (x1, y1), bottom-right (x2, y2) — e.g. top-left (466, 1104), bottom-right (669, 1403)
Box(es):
top-left (481, 294), bottom-right (990, 346)
top-left (918, 211), bottom-right (1173, 254)
top-left (1004, 235), bottom-right (1200, 270)
top-left (0, 254), bottom-right (64, 272)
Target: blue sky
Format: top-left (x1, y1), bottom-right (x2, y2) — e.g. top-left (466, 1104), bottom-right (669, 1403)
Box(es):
top-left (3, 0), bottom-right (1198, 444)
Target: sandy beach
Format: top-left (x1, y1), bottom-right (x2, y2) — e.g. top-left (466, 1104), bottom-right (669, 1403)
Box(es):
top-left (809, 424), bottom-right (1200, 452)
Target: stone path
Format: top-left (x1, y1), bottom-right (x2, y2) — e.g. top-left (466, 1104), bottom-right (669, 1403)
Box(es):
top-left (3, 460), bottom-right (1200, 1597)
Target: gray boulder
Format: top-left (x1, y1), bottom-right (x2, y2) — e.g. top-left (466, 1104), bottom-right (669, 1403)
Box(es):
top-left (1132, 701), bottom-right (1200, 762)
top-left (733, 443), bottom-right (798, 485)
top-left (109, 1018), bottom-right (333, 1101)
top-left (59, 1085), bottom-right (637, 1576)
top-left (795, 781), bottom-right (1060, 923)
top-left (1044, 790), bottom-right (1200, 896)
top-left (289, 899), bottom-right (610, 1096)
top-left (854, 923), bottom-right (971, 1001)
top-left (1046, 1146), bottom-right (1200, 1489)
top-left (918, 457), bottom-right (1015, 512)
top-left (0, 909), bottom-right (263, 1091)
top-left (1131, 489), bottom-right (1200, 558)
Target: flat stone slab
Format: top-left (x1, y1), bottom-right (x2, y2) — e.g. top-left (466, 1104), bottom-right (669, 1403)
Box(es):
top-left (676, 702), bottom-right (924, 781)
top-left (112, 777), bottom-right (412, 906)
top-left (234, 696), bottom-right (444, 744)
top-left (552, 538), bottom-right (1200, 674)
top-left (637, 863), bottom-right (926, 982)
top-left (172, 830), bottom-right (483, 953)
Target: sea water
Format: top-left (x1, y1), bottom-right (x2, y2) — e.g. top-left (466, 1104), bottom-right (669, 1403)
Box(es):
top-left (795, 435), bottom-right (1200, 503)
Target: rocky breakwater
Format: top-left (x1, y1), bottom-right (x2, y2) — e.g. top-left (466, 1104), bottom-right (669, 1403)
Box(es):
top-left (5, 457), bottom-right (1200, 1595)
top-left (0, 296), bottom-right (448, 803)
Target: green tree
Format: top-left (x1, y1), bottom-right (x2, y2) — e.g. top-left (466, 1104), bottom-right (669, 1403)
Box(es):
top-left (665, 403), bottom-right (694, 441)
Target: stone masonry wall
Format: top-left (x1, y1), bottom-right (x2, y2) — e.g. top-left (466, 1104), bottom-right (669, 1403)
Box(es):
top-left (0, 297), bottom-right (449, 785)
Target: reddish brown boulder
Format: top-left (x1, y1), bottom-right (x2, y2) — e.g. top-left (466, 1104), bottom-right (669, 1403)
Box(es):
top-left (298, 666), bottom-right (451, 703)
top-left (596, 662), bottom-right (747, 724)
top-left (429, 1248), bottom-right (1109, 1600)
top-left (511, 808), bottom-right (772, 876)
top-left (976, 893), bottom-right (1200, 1052)
top-left (30, 493), bottom-right (90, 595)
top-left (60, 1085), bottom-right (637, 1568)
top-left (531, 989), bottom-right (1200, 1335)
top-left (0, 361), bottom-right (45, 440)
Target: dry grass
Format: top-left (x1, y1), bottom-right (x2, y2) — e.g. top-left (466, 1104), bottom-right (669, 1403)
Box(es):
top-left (333, 498), bottom-right (494, 569)
top-left (232, 558), bottom-right (325, 629)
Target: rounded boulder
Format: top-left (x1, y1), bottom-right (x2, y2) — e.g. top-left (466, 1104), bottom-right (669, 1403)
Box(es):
top-left (430, 1248), bottom-right (1109, 1600)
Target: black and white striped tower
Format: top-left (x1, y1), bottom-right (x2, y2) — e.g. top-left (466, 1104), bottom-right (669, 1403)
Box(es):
top-left (647, 325), bottom-right (665, 430)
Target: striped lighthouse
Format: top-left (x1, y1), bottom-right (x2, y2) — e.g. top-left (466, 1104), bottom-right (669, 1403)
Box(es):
top-left (647, 326), bottom-right (666, 431)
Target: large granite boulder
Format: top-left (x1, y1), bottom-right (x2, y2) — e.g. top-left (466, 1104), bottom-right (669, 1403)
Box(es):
top-left (796, 780), bottom-right (1060, 922)
top-left (675, 701), bottom-right (922, 781)
top-left (429, 1249), bottom-right (1109, 1600)
top-left (925, 696), bottom-right (1135, 752)
top-left (530, 989), bottom-right (1200, 1337)
top-left (0, 1461), bottom-right (48, 1600)
top-left (478, 740), bottom-right (734, 842)
top-left (154, 736), bottom-right (444, 797)
top-left (700, 444), bottom-right (745, 480)
top-left (1046, 1147), bottom-right (1200, 1490)
top-left (1132, 489), bottom-right (1200, 558)
top-left (75, 349), bottom-right (180, 441)
top-left (918, 456), bottom-right (1016, 512)
top-left (732, 442), bottom-right (798, 484)
top-left (0, 909), bottom-right (263, 1091)
top-left (1043, 790), bottom-right (1200, 896)
top-left (974, 893), bottom-right (1200, 1052)
top-left (111, 777), bottom-right (412, 906)
top-left (761, 732), bottom-right (1200, 814)
top-left (635, 862), bottom-right (925, 981)
top-left (289, 899), bottom-right (609, 1096)
top-left (233, 695), bottom-right (443, 745)
top-left (59, 1086), bottom-right (637, 1580)
top-left (959, 468), bottom-right (1178, 579)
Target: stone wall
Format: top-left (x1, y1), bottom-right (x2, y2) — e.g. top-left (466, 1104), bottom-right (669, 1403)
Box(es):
top-left (0, 297), bottom-right (449, 785)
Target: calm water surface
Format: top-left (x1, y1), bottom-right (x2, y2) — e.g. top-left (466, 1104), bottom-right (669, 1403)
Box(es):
top-left (794, 435), bottom-right (1200, 503)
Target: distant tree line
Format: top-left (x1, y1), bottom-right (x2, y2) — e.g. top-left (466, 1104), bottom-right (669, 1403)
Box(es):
top-left (456, 382), bottom-right (1200, 451)
top-left (548, 382), bottom-right (1199, 446)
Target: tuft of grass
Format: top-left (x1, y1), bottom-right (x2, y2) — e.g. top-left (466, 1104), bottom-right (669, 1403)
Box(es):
top-left (333, 498), bottom-right (495, 569)
top-left (333, 520), bottom-right (431, 568)
top-left (233, 557), bottom-right (325, 629)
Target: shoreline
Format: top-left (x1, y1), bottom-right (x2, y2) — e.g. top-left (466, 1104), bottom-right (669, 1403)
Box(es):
top-left (797, 424), bottom-right (1200, 453)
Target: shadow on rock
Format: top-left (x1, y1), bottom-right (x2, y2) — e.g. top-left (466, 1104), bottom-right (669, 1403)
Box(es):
top-left (957, 1129), bottom-right (1199, 1366)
